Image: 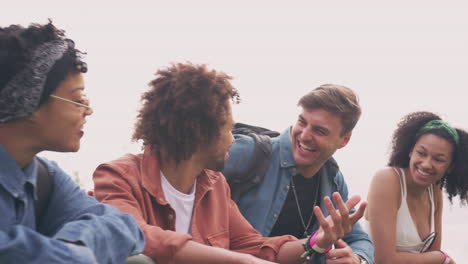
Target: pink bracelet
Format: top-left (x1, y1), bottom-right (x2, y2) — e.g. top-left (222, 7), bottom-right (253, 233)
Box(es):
top-left (309, 232), bottom-right (332, 254)
top-left (439, 250), bottom-right (450, 264)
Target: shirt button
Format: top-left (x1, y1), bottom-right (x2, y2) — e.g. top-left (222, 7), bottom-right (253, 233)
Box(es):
top-left (168, 214), bottom-right (174, 220)
top-left (286, 185), bottom-right (290, 189)
top-left (273, 214), bottom-right (278, 218)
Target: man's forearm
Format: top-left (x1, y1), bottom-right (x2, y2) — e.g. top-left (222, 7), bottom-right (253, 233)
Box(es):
top-left (174, 240), bottom-right (272, 264)
top-left (276, 239), bottom-right (308, 264)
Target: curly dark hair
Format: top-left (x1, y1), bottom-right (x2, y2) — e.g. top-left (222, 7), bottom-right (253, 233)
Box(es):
top-left (133, 62), bottom-right (240, 164)
top-left (0, 19), bottom-right (86, 105)
top-left (388, 111), bottom-right (468, 203)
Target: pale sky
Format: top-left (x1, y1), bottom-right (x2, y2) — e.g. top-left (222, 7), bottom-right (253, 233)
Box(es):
top-left (3, 0), bottom-right (468, 260)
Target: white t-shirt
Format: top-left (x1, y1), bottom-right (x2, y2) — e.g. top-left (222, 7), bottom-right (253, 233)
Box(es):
top-left (160, 171), bottom-right (196, 234)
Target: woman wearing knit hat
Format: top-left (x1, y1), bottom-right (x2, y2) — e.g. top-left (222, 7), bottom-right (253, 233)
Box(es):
top-left (0, 20), bottom-right (145, 263)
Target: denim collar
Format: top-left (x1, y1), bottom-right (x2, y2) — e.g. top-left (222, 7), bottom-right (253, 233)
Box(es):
top-left (0, 144), bottom-right (38, 199)
top-left (278, 126), bottom-right (297, 168)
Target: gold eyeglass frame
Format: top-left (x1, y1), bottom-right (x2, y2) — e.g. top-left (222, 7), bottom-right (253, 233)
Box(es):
top-left (50, 95), bottom-right (92, 110)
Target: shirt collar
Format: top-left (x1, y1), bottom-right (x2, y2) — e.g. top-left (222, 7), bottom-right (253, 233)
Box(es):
top-left (140, 146), bottom-right (221, 205)
top-left (0, 144), bottom-right (38, 199)
top-left (278, 127), bottom-right (297, 168)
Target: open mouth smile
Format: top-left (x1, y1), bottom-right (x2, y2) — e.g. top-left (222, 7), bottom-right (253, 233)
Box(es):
top-left (297, 139), bottom-right (318, 153)
top-left (417, 168), bottom-right (430, 176)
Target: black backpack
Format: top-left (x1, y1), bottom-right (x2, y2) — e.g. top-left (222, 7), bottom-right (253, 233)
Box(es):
top-left (227, 123), bottom-right (279, 201)
top-left (35, 160), bottom-right (53, 227)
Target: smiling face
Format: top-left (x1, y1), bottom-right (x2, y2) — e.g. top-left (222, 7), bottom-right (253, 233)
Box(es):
top-left (408, 133), bottom-right (454, 186)
top-left (30, 72), bottom-right (93, 152)
top-left (291, 107), bottom-right (351, 176)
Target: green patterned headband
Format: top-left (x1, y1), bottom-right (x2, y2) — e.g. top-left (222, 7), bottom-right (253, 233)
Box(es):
top-left (417, 120), bottom-right (459, 146)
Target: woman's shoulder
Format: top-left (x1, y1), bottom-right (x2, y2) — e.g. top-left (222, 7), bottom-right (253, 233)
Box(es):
top-left (372, 166), bottom-right (401, 185)
top-left (368, 166), bottom-right (403, 204)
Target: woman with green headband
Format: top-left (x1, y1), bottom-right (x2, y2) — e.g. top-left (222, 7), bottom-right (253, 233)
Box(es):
top-left (363, 111), bottom-right (468, 264)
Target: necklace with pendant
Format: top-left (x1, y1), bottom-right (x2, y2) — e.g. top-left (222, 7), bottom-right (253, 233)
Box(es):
top-left (290, 174), bottom-right (321, 238)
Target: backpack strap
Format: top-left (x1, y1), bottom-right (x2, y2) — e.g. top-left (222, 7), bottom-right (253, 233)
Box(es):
top-left (35, 160), bottom-right (53, 225)
top-left (233, 122), bottom-right (280, 138)
top-left (228, 134), bottom-right (273, 202)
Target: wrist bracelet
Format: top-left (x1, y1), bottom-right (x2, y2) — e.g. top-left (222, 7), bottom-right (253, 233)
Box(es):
top-left (300, 231), bottom-right (332, 260)
top-left (309, 231), bottom-right (332, 254)
top-left (439, 250), bottom-right (450, 264)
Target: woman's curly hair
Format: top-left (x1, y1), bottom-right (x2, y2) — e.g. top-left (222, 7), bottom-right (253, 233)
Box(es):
top-left (388, 111), bottom-right (468, 203)
top-left (0, 19), bottom-right (86, 105)
top-left (133, 62), bottom-right (240, 164)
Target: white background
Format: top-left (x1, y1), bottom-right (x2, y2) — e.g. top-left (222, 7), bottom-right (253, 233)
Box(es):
top-left (3, 0), bottom-right (467, 260)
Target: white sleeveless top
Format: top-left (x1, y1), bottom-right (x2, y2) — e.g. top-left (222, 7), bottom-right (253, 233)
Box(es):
top-left (362, 168), bottom-right (435, 253)
top-left (394, 168), bottom-right (435, 253)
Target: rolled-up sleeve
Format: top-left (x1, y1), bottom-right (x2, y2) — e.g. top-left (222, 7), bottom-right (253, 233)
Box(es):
top-left (0, 225), bottom-right (97, 263)
top-left (64, 243), bottom-right (98, 263)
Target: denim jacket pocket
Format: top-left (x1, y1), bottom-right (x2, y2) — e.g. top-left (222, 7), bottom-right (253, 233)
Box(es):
top-left (206, 230), bottom-right (229, 249)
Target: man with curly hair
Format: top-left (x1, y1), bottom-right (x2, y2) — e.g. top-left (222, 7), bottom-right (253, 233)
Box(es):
top-left (0, 21), bottom-right (145, 263)
top-left (93, 63), bottom-right (366, 264)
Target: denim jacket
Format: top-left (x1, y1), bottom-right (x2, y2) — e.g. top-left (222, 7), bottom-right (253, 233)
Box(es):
top-left (0, 145), bottom-right (145, 264)
top-left (223, 128), bottom-right (374, 264)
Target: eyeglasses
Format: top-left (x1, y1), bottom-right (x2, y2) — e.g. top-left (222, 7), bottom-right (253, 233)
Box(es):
top-left (420, 232), bottom-right (437, 253)
top-left (50, 94), bottom-right (92, 110)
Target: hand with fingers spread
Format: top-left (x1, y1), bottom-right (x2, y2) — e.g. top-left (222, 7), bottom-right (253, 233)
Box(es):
top-left (325, 239), bottom-right (361, 264)
top-left (312, 192), bottom-right (367, 250)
